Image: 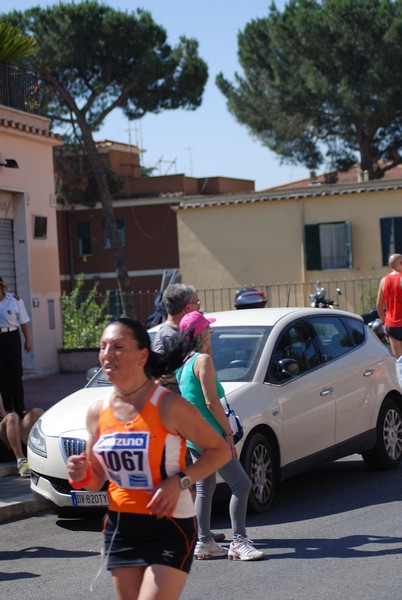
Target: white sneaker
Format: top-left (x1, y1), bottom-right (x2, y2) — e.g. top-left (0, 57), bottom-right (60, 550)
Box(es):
top-left (17, 458), bottom-right (30, 478)
top-left (228, 536), bottom-right (265, 561)
top-left (194, 539), bottom-right (228, 560)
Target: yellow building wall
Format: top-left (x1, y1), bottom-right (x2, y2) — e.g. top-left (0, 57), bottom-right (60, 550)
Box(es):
top-left (177, 187), bottom-right (402, 298)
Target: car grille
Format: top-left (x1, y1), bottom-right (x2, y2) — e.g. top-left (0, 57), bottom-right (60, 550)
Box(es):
top-left (61, 437), bottom-right (86, 461)
top-left (34, 437), bottom-right (109, 497)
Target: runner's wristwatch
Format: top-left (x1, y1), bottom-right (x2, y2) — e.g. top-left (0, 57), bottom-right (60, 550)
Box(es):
top-left (176, 471), bottom-right (192, 490)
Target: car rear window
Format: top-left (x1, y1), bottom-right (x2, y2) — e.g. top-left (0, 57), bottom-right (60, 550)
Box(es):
top-left (341, 316), bottom-right (366, 346)
top-left (308, 315), bottom-right (355, 361)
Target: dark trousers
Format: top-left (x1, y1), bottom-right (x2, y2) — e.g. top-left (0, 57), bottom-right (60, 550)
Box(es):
top-left (0, 329), bottom-right (26, 416)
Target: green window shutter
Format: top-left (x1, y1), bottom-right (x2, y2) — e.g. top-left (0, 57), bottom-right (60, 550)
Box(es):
top-left (305, 224), bottom-right (321, 270)
top-left (380, 217), bottom-right (393, 266)
top-left (394, 217), bottom-right (402, 255)
top-left (380, 217), bottom-right (402, 266)
top-left (345, 220), bottom-right (353, 269)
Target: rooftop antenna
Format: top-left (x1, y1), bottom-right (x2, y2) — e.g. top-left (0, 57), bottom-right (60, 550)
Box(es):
top-left (154, 156), bottom-right (177, 175)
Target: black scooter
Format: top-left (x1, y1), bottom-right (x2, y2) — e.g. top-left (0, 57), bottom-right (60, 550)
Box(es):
top-left (309, 285), bottom-right (342, 308)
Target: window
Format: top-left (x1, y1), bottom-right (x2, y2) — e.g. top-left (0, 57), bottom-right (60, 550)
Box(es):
top-left (342, 316), bottom-right (366, 346)
top-left (77, 222), bottom-right (91, 256)
top-left (308, 316), bottom-right (354, 361)
top-left (305, 221), bottom-right (352, 270)
top-left (33, 216), bottom-right (47, 239)
top-left (211, 326), bottom-right (271, 382)
top-left (380, 217), bottom-right (402, 266)
top-left (271, 321), bottom-right (321, 377)
top-left (103, 219), bottom-right (125, 249)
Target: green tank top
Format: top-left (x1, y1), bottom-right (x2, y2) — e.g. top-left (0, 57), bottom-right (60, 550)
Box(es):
top-left (176, 352), bottom-right (225, 451)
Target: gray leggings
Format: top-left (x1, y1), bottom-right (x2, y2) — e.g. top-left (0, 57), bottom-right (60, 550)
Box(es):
top-left (190, 448), bottom-right (252, 542)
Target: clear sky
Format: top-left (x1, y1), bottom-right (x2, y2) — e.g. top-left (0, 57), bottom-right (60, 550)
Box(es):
top-left (13, 0), bottom-right (310, 190)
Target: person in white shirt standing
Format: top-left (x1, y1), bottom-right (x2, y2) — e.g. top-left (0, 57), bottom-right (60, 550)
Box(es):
top-left (0, 277), bottom-right (32, 417)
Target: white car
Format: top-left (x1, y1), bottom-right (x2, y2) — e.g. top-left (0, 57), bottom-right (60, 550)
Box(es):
top-left (28, 307), bottom-right (402, 514)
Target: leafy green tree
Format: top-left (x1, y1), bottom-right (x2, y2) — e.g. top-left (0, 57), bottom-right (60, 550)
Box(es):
top-left (0, 22), bottom-right (37, 65)
top-left (53, 144), bottom-right (123, 208)
top-left (217, 0), bottom-right (402, 180)
top-left (4, 2), bottom-right (207, 316)
top-left (61, 273), bottom-right (110, 348)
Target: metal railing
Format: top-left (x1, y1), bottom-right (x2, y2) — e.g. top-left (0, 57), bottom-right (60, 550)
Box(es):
top-left (197, 277), bottom-right (381, 316)
top-left (0, 63), bottom-right (42, 114)
top-left (62, 276), bottom-right (382, 348)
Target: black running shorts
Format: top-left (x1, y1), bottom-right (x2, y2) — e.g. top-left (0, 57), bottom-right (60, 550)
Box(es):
top-left (104, 510), bottom-right (197, 573)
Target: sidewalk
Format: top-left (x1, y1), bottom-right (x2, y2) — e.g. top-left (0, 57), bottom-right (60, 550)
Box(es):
top-left (0, 371), bottom-right (87, 522)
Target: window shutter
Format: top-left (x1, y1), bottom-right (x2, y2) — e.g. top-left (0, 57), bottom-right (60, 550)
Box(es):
top-left (305, 224), bottom-right (321, 270)
top-left (394, 217), bottom-right (402, 255)
top-left (380, 218), bottom-right (393, 266)
top-left (345, 220), bottom-right (353, 269)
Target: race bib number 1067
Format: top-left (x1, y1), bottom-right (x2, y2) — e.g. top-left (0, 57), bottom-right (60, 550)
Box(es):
top-left (94, 431), bottom-right (152, 489)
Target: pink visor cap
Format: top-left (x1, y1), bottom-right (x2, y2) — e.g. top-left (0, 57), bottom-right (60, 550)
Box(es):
top-left (179, 311), bottom-right (216, 336)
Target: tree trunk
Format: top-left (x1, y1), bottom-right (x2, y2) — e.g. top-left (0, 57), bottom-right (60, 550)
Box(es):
top-left (356, 124), bottom-right (377, 180)
top-left (76, 116), bottom-right (136, 319)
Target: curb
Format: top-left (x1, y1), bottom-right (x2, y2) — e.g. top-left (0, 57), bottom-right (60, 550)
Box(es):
top-left (0, 462), bottom-right (48, 523)
top-left (0, 462), bottom-right (17, 477)
top-left (0, 497), bottom-right (47, 523)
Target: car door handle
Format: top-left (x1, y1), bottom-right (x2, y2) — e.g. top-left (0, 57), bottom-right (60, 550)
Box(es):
top-left (363, 369), bottom-right (375, 377)
top-left (320, 387), bottom-right (334, 396)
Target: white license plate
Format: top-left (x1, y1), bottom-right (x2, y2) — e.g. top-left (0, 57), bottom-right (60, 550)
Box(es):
top-left (71, 491), bottom-right (108, 507)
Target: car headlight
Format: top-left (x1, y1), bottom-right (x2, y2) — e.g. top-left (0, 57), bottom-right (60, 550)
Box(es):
top-left (28, 419), bottom-right (47, 458)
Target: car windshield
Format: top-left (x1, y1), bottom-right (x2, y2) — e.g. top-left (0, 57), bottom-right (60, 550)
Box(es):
top-left (87, 326), bottom-right (271, 387)
top-left (211, 326), bottom-right (271, 382)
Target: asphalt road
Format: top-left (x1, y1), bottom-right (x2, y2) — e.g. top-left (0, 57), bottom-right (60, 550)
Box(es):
top-left (1, 454), bottom-right (402, 600)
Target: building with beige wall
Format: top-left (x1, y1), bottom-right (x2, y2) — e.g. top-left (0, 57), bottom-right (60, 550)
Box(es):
top-left (0, 104), bottom-right (62, 375)
top-left (177, 178), bottom-right (402, 313)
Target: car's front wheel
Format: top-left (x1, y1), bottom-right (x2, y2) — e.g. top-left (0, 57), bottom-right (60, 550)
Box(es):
top-left (240, 432), bottom-right (277, 513)
top-left (362, 399), bottom-right (402, 470)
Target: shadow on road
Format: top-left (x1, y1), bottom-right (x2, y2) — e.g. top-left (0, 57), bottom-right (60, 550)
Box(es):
top-left (213, 455), bottom-right (401, 528)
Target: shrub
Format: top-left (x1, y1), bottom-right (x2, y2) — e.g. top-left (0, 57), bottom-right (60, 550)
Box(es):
top-left (61, 274), bottom-right (111, 348)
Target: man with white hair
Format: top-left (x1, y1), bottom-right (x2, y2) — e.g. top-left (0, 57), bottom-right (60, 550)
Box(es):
top-left (152, 283), bottom-right (201, 355)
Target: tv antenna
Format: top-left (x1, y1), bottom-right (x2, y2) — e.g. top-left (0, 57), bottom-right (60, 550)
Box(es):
top-left (154, 155), bottom-right (177, 175)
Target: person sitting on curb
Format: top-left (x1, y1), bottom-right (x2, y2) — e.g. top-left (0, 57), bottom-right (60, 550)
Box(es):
top-left (0, 396), bottom-right (43, 477)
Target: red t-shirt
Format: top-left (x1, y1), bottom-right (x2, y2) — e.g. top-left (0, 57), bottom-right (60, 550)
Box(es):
top-left (384, 273), bottom-right (402, 327)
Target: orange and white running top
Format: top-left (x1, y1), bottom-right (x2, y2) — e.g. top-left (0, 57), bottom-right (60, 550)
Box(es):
top-left (92, 384), bottom-right (195, 518)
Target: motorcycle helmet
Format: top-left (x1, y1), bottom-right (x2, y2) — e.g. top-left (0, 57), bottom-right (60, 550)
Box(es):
top-left (316, 287), bottom-right (326, 301)
top-left (369, 318), bottom-right (385, 341)
top-left (234, 287), bottom-right (267, 309)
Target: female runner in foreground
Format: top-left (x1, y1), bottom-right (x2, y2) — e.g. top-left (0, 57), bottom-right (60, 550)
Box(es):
top-left (67, 318), bottom-right (230, 600)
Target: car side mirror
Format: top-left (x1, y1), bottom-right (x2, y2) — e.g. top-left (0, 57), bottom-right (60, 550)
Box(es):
top-left (86, 366), bottom-right (100, 382)
top-left (273, 358), bottom-right (300, 382)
